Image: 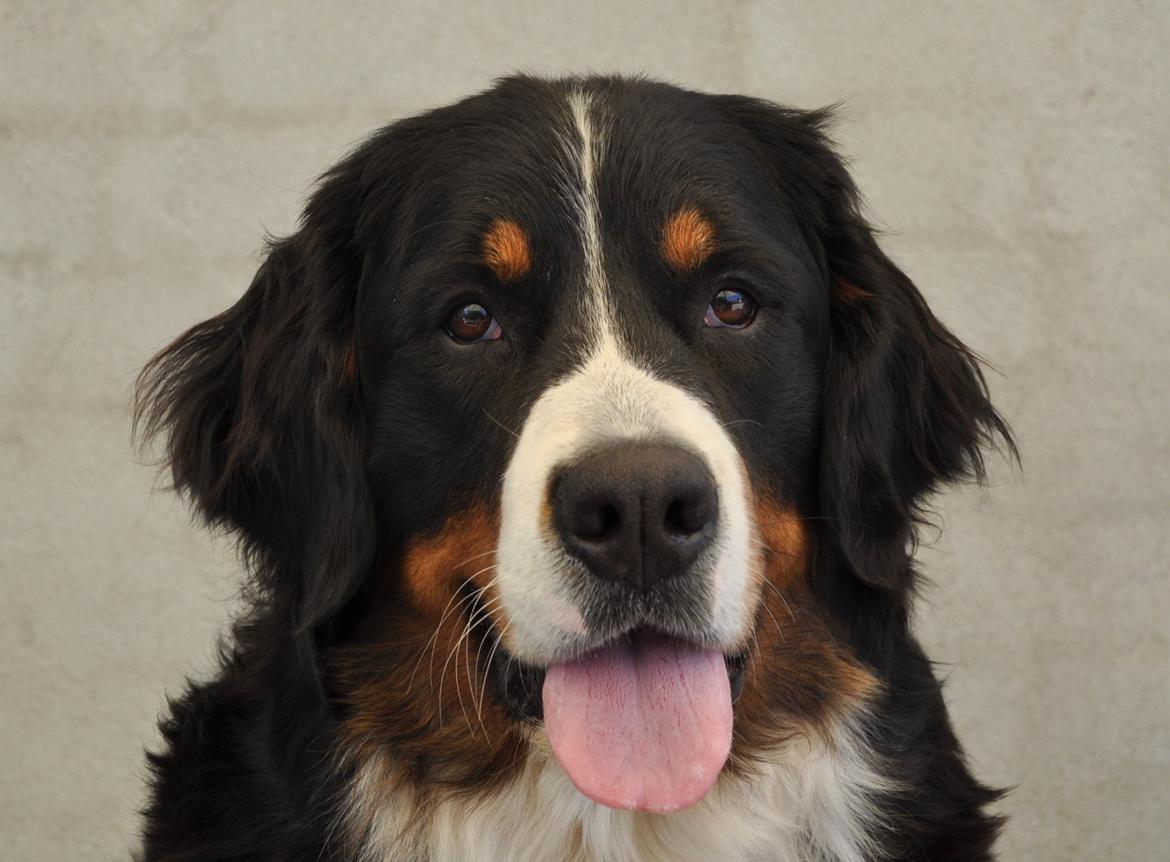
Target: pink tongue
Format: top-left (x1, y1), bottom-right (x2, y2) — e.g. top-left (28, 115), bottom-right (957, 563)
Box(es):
top-left (542, 636), bottom-right (732, 813)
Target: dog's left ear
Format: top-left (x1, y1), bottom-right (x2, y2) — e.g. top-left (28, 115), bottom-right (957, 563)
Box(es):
top-left (819, 237), bottom-right (1016, 591)
top-left (135, 148), bottom-right (383, 632)
top-left (716, 96), bottom-right (1016, 591)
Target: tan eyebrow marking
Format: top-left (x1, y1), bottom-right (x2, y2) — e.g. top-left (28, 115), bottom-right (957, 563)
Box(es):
top-left (482, 218), bottom-right (532, 282)
top-left (661, 207), bottom-right (717, 271)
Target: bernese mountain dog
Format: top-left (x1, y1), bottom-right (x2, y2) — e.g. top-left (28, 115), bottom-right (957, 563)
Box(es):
top-left (135, 74), bottom-right (1015, 861)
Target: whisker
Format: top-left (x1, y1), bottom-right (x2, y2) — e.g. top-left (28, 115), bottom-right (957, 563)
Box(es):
top-left (760, 596), bottom-right (787, 645)
top-left (482, 409), bottom-right (521, 439)
top-left (434, 575), bottom-right (500, 731)
top-left (450, 547), bottom-right (501, 569)
top-left (471, 596), bottom-right (503, 699)
top-left (764, 579), bottom-right (799, 627)
top-left (449, 593), bottom-right (504, 738)
top-left (407, 585), bottom-right (472, 695)
top-left (755, 540), bottom-right (800, 561)
top-left (720, 418), bottom-right (766, 431)
top-left (465, 596), bottom-right (504, 738)
top-left (477, 619), bottom-right (511, 728)
top-left (407, 570), bottom-right (498, 697)
top-left (426, 568), bottom-right (498, 690)
top-left (438, 608), bottom-right (479, 732)
top-left (419, 588), bottom-right (480, 698)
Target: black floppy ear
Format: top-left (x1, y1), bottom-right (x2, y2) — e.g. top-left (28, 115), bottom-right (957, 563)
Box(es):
top-left (715, 96), bottom-right (1015, 591)
top-left (820, 240), bottom-right (1015, 590)
top-left (136, 200), bottom-right (373, 630)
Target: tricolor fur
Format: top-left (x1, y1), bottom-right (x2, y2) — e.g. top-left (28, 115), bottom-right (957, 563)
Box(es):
top-left (136, 75), bottom-right (1013, 861)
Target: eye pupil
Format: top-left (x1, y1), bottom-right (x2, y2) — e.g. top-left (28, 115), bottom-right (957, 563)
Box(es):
top-left (447, 302), bottom-right (497, 343)
top-left (707, 287), bottom-right (757, 328)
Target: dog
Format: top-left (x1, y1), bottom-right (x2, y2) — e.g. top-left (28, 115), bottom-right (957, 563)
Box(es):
top-left (135, 74), bottom-right (1014, 861)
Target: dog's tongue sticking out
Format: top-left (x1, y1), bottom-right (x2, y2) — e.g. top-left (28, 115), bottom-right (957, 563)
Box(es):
top-left (542, 635), bottom-right (732, 813)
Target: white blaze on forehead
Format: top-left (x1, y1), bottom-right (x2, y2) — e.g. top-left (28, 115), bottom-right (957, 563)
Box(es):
top-left (565, 88), bottom-right (608, 333)
top-left (494, 85), bottom-right (757, 663)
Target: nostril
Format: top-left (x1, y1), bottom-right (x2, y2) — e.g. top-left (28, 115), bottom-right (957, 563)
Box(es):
top-left (573, 499), bottom-right (622, 541)
top-left (664, 492), bottom-right (713, 536)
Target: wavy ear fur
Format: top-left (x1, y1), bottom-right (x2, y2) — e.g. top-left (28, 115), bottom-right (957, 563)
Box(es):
top-left (134, 120), bottom-right (435, 817)
top-left (822, 239), bottom-right (1016, 590)
top-left (717, 97), bottom-right (1016, 591)
top-left (135, 179), bottom-right (373, 632)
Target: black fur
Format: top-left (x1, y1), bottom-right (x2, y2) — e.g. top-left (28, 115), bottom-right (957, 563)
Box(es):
top-left (136, 75), bottom-right (1013, 860)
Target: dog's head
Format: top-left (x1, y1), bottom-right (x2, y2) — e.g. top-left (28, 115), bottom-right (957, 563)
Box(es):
top-left (138, 76), bottom-right (1011, 816)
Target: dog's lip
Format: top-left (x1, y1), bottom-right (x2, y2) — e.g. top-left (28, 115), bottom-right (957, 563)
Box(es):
top-left (492, 627), bottom-right (750, 722)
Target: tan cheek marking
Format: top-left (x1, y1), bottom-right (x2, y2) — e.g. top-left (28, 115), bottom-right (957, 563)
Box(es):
top-left (662, 207), bottom-right (716, 271)
top-left (482, 218), bottom-right (532, 282)
top-left (402, 505), bottom-right (500, 616)
top-left (722, 490), bottom-right (879, 768)
top-left (331, 500), bottom-right (526, 794)
top-left (754, 495), bottom-right (812, 590)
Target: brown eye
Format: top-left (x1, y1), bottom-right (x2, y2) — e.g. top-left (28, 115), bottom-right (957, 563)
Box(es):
top-left (446, 302), bottom-right (502, 343)
top-left (704, 287), bottom-right (757, 328)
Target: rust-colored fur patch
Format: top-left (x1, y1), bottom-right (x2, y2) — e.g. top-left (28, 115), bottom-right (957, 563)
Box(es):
top-left (329, 503), bottom-right (526, 803)
top-left (662, 207), bottom-right (716, 271)
top-left (754, 497), bottom-right (813, 590)
top-left (401, 505), bottom-right (501, 615)
top-left (833, 279), bottom-right (873, 304)
top-left (728, 494), bottom-right (877, 772)
top-left (341, 343), bottom-right (358, 385)
top-left (482, 218), bottom-right (532, 282)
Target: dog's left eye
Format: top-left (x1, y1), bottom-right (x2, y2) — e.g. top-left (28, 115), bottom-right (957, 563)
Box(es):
top-left (446, 302), bottom-right (503, 343)
top-left (704, 287), bottom-right (757, 328)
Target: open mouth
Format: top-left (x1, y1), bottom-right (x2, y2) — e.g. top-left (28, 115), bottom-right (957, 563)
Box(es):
top-left (492, 627), bottom-right (750, 813)
top-left (494, 633), bottom-right (749, 723)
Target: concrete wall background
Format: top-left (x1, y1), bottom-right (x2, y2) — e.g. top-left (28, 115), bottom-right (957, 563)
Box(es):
top-left (2, 2), bottom-right (1167, 859)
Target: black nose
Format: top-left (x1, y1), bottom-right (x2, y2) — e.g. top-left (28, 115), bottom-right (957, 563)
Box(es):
top-left (552, 443), bottom-right (718, 591)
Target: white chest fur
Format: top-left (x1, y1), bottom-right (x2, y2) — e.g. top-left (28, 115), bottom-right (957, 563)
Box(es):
top-left (347, 718), bottom-right (890, 862)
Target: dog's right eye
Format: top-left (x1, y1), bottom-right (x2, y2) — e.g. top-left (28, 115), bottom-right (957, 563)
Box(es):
top-left (704, 286), bottom-right (758, 329)
top-left (446, 302), bottom-right (502, 343)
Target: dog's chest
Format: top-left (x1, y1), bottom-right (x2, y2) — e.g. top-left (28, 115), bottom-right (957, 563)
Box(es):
top-left (351, 727), bottom-right (886, 862)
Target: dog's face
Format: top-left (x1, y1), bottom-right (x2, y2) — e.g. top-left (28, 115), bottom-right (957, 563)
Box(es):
top-left (139, 76), bottom-right (1009, 819)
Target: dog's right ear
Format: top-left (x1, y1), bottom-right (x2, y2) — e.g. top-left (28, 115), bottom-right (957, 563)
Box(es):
top-left (714, 95), bottom-right (1016, 593)
top-left (135, 149), bottom-right (386, 631)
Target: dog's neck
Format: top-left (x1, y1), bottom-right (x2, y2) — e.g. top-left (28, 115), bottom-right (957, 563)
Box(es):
top-left (342, 714), bottom-right (889, 862)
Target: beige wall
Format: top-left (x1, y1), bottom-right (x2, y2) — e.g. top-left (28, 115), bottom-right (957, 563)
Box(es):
top-left (2, 2), bottom-right (1167, 859)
